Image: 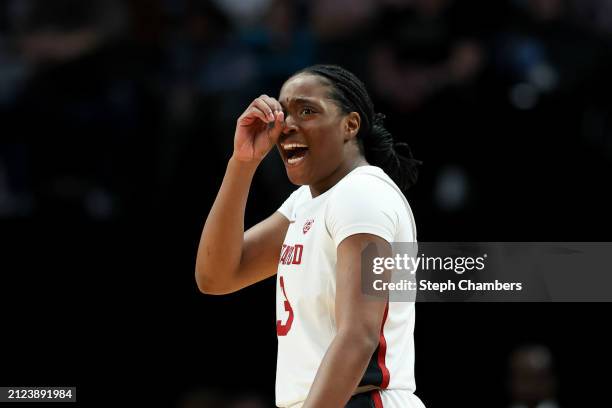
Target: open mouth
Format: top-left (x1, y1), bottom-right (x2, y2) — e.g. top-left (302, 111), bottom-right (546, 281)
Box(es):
top-left (281, 142), bottom-right (309, 166)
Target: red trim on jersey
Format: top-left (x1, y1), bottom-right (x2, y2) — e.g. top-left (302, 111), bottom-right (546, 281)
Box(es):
top-left (371, 390), bottom-right (384, 408)
top-left (377, 302), bottom-right (390, 389)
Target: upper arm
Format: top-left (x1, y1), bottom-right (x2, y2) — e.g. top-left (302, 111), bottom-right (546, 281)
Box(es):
top-left (335, 233), bottom-right (390, 344)
top-left (223, 211), bottom-right (288, 292)
top-left (328, 178), bottom-right (401, 340)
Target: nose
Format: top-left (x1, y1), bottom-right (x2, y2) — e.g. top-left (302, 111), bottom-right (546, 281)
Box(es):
top-left (282, 115), bottom-right (298, 135)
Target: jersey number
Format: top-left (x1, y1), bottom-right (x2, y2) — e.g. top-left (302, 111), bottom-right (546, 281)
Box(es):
top-left (276, 276), bottom-right (294, 336)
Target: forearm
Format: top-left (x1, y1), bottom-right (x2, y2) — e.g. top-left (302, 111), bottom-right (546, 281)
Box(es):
top-left (195, 156), bottom-right (258, 291)
top-left (303, 331), bottom-right (378, 408)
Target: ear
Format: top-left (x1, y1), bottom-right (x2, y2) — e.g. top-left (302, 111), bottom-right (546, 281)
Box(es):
top-left (343, 112), bottom-right (361, 141)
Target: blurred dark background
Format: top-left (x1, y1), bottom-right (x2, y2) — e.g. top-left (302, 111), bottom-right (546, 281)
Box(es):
top-left (1, 0), bottom-right (611, 406)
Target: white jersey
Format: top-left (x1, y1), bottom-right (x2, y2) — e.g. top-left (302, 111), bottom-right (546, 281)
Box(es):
top-left (275, 165), bottom-right (421, 408)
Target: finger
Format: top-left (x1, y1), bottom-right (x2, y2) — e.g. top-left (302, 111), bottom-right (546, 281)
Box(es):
top-left (253, 96), bottom-right (275, 122)
top-left (239, 106), bottom-right (268, 125)
top-left (259, 94), bottom-right (279, 111)
top-left (268, 108), bottom-right (286, 127)
top-left (268, 111), bottom-right (285, 144)
top-left (261, 95), bottom-right (283, 115)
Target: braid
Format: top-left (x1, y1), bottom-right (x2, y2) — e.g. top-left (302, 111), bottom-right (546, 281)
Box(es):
top-left (295, 64), bottom-right (422, 192)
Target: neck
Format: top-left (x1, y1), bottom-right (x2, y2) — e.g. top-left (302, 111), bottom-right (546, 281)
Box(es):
top-left (309, 156), bottom-right (368, 198)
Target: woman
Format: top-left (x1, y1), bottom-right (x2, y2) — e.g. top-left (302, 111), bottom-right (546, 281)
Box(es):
top-left (196, 65), bottom-right (424, 408)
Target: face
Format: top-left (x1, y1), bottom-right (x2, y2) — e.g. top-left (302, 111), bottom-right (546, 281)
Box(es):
top-left (277, 73), bottom-right (360, 188)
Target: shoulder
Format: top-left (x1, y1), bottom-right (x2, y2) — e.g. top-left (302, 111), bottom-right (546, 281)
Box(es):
top-left (328, 166), bottom-right (405, 208)
top-left (288, 185), bottom-right (311, 202)
top-left (277, 185), bottom-right (310, 220)
top-left (325, 166), bottom-right (410, 246)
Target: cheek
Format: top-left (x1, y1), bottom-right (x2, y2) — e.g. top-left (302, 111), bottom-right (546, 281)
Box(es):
top-left (309, 136), bottom-right (342, 171)
top-left (307, 124), bottom-right (345, 158)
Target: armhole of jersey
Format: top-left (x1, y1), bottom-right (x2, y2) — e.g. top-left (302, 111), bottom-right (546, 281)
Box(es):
top-left (358, 301), bottom-right (390, 389)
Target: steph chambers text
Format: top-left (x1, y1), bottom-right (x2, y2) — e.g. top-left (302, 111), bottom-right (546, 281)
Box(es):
top-left (373, 279), bottom-right (523, 292)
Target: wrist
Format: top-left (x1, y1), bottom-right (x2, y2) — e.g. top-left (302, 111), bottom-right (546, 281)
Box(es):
top-left (228, 154), bottom-right (260, 173)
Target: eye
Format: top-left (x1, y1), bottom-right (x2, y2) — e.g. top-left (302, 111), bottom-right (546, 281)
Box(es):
top-left (299, 107), bottom-right (315, 116)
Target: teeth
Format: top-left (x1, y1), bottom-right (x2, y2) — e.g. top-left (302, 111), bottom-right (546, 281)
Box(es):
top-left (287, 155), bottom-right (306, 165)
top-left (282, 143), bottom-right (308, 151)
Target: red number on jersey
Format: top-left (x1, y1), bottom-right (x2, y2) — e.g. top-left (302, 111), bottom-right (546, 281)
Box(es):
top-left (276, 276), bottom-right (294, 336)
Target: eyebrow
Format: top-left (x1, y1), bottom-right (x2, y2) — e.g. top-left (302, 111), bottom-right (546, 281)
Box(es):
top-left (279, 97), bottom-right (319, 109)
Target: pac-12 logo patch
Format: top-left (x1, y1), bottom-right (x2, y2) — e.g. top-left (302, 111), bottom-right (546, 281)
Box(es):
top-left (303, 219), bottom-right (314, 234)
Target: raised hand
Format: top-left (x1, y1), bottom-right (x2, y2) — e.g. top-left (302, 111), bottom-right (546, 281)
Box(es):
top-left (233, 94), bottom-right (285, 163)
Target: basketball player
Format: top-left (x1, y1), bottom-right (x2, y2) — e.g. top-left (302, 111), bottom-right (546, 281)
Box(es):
top-left (196, 65), bottom-right (425, 408)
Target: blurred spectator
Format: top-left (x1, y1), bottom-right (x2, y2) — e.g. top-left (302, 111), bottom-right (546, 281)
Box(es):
top-left (1, 0), bottom-right (160, 219)
top-left (241, 0), bottom-right (315, 91)
top-left (310, 0), bottom-right (378, 40)
top-left (364, 0), bottom-right (495, 220)
top-left (228, 393), bottom-right (269, 408)
top-left (15, 0), bottom-right (126, 65)
top-left (484, 0), bottom-right (612, 228)
top-left (309, 0), bottom-right (379, 76)
top-left (0, 143), bottom-right (32, 217)
top-left (507, 345), bottom-right (560, 408)
top-left (569, 0), bottom-right (612, 36)
top-left (177, 388), bottom-right (270, 408)
top-left (177, 388), bottom-right (227, 408)
top-left (368, 0), bottom-right (486, 112)
top-left (155, 0), bottom-right (241, 203)
top-left (210, 0), bottom-right (273, 28)
top-left (494, 0), bottom-right (603, 101)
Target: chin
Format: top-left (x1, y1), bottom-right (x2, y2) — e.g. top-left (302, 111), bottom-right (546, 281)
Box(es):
top-left (285, 166), bottom-right (314, 187)
top-left (286, 170), bottom-right (308, 186)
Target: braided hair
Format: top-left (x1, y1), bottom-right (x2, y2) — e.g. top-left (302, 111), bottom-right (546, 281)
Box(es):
top-left (295, 64), bottom-right (422, 192)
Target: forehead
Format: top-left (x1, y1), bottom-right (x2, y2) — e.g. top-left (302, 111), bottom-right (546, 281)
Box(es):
top-left (278, 73), bottom-right (331, 104)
